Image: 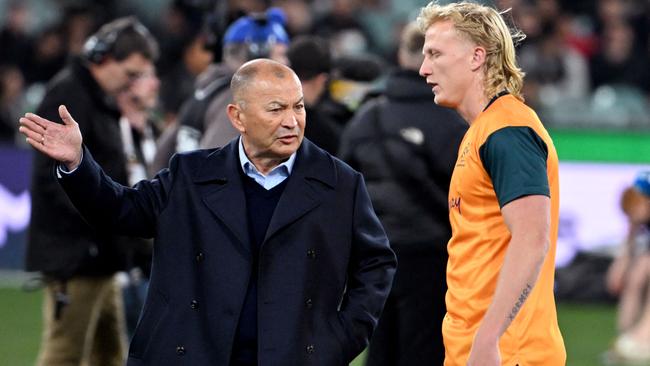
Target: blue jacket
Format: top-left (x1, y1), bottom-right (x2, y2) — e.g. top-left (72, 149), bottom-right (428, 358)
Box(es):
top-left (58, 138), bottom-right (396, 366)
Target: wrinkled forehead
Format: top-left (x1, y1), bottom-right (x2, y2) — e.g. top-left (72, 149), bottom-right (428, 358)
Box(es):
top-left (245, 70), bottom-right (302, 99)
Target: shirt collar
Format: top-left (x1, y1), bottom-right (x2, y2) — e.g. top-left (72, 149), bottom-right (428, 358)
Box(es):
top-left (238, 136), bottom-right (296, 176)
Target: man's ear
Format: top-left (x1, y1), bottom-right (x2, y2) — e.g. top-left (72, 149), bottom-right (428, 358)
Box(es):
top-left (470, 46), bottom-right (487, 72)
top-left (227, 103), bottom-right (246, 134)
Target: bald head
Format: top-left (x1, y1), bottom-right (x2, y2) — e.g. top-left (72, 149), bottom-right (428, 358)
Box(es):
top-left (231, 58), bottom-right (301, 108)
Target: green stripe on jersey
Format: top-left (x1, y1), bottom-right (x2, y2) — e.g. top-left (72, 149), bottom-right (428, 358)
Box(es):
top-left (479, 127), bottom-right (550, 208)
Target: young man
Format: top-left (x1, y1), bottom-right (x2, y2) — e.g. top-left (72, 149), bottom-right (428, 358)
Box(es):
top-left (417, 2), bottom-right (566, 365)
top-left (19, 59), bottom-right (396, 366)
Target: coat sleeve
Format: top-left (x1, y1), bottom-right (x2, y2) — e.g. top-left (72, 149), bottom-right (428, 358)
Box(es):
top-left (338, 172), bottom-right (397, 359)
top-left (57, 145), bottom-right (176, 238)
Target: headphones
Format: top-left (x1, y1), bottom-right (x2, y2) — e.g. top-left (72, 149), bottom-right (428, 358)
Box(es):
top-left (82, 17), bottom-right (149, 64)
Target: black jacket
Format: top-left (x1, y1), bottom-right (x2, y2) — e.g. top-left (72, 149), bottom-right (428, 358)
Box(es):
top-left (26, 58), bottom-right (131, 278)
top-left (58, 138), bottom-right (396, 365)
top-left (304, 100), bottom-right (343, 156)
top-left (339, 69), bottom-right (468, 249)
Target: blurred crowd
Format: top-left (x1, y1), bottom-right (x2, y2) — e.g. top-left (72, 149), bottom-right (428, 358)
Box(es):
top-left (1, 0), bottom-right (650, 147)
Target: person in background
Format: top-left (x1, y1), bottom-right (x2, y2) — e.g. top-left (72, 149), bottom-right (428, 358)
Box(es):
top-left (606, 171), bottom-right (650, 362)
top-left (0, 1), bottom-right (32, 78)
top-left (0, 65), bottom-right (25, 144)
top-left (24, 17), bottom-right (158, 366)
top-left (339, 21), bottom-right (467, 366)
top-left (417, 2), bottom-right (565, 364)
top-left (115, 63), bottom-right (161, 338)
top-left (156, 1), bottom-right (213, 127)
top-left (325, 53), bottom-right (384, 131)
top-left (287, 35), bottom-right (342, 155)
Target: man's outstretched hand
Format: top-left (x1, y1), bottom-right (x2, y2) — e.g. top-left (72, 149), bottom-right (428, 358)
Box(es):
top-left (19, 105), bottom-right (83, 171)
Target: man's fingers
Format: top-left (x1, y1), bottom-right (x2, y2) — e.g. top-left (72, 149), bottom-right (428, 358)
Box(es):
top-left (18, 125), bottom-right (44, 142)
top-left (25, 112), bottom-right (58, 131)
top-left (19, 117), bottom-right (46, 135)
top-left (58, 105), bottom-right (76, 126)
top-left (25, 137), bottom-right (49, 155)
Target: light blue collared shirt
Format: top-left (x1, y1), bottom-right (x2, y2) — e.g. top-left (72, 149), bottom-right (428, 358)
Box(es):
top-left (238, 137), bottom-right (296, 190)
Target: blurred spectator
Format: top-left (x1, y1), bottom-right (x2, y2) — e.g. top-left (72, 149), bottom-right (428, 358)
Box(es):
top-left (1, 0), bottom-right (647, 133)
top-left (512, 2), bottom-right (543, 44)
top-left (156, 2), bottom-right (214, 126)
top-left (62, 5), bottom-right (97, 57)
top-left (519, 19), bottom-right (590, 107)
top-left (287, 35), bottom-right (341, 155)
top-left (537, 0), bottom-right (561, 26)
top-left (117, 64), bottom-right (162, 184)
top-left (275, 0), bottom-right (314, 36)
top-left (26, 17), bottom-right (158, 366)
top-left (325, 53), bottom-right (384, 129)
top-left (590, 20), bottom-right (650, 94)
top-left (311, 0), bottom-right (372, 56)
top-left (115, 63), bottom-right (161, 338)
top-left (0, 64), bottom-right (25, 144)
top-left (153, 7), bottom-right (290, 172)
top-left (595, 0), bottom-right (630, 32)
top-left (606, 172), bottom-right (650, 362)
top-left (339, 22), bottom-right (468, 366)
top-left (0, 1), bottom-right (32, 77)
top-left (23, 25), bottom-right (67, 84)
top-left (227, 0), bottom-right (270, 23)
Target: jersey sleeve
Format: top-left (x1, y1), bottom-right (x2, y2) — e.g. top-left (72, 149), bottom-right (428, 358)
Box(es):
top-left (479, 126), bottom-right (549, 208)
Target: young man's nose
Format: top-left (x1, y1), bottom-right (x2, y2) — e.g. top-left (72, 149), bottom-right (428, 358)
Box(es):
top-left (419, 62), bottom-right (428, 77)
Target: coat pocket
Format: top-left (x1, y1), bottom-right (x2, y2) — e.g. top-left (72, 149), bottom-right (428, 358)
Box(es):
top-left (326, 313), bottom-right (353, 364)
top-left (128, 288), bottom-right (169, 360)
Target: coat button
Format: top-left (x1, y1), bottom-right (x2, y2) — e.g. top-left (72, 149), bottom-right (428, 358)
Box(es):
top-left (306, 344), bottom-right (315, 354)
top-left (190, 300), bottom-right (199, 309)
top-left (176, 345), bottom-right (186, 356)
top-left (305, 298), bottom-right (313, 309)
top-left (196, 252), bottom-right (204, 262)
top-left (307, 249), bottom-right (316, 259)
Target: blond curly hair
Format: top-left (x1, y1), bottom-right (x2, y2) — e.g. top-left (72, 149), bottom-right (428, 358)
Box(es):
top-left (417, 1), bottom-right (526, 101)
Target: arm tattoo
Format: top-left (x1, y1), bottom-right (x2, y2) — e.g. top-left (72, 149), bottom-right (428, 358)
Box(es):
top-left (507, 283), bottom-right (533, 323)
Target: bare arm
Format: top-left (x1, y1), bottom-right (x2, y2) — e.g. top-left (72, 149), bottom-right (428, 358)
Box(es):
top-left (606, 221), bottom-right (643, 294)
top-left (18, 105), bottom-right (83, 170)
top-left (467, 194), bottom-right (550, 366)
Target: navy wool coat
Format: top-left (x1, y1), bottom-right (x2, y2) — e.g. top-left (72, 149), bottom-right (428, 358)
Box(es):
top-left (58, 138), bottom-right (397, 366)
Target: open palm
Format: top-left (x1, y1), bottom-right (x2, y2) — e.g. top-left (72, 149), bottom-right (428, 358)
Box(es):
top-left (19, 105), bottom-right (83, 170)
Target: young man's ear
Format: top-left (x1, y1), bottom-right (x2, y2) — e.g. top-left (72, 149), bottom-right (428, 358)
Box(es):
top-left (227, 103), bottom-right (246, 134)
top-left (470, 46), bottom-right (487, 72)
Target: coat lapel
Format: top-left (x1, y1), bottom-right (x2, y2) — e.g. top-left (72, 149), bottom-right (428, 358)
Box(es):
top-left (263, 140), bottom-right (337, 244)
top-left (193, 140), bottom-right (251, 256)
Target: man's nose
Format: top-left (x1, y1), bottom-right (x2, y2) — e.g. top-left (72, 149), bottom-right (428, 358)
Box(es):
top-left (419, 61), bottom-right (429, 77)
top-left (282, 113), bottom-right (298, 128)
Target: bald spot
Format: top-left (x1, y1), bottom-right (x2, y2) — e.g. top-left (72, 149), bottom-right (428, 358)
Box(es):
top-left (230, 59), bottom-right (300, 108)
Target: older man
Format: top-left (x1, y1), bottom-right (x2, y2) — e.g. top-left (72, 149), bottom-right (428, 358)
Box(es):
top-left (19, 59), bottom-right (396, 366)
